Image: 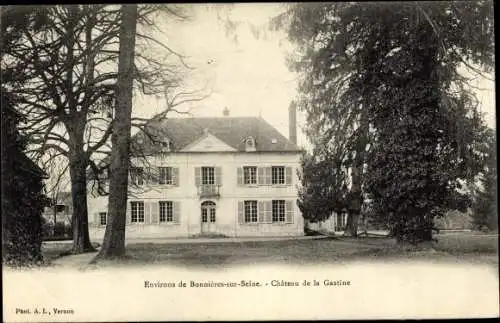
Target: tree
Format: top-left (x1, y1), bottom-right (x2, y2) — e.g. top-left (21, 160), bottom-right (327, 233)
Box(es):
top-left (271, 3), bottom-right (375, 237)
top-left (275, 2), bottom-right (494, 244)
top-left (1, 95), bottom-right (51, 265)
top-left (4, 5), bottom-right (193, 253)
top-left (94, 4), bottom-right (138, 259)
top-left (471, 129), bottom-right (497, 231)
top-left (298, 151), bottom-right (348, 226)
top-left (1, 6), bottom-right (51, 265)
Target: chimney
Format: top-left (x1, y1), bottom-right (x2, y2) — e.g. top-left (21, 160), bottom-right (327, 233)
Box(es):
top-left (223, 107), bottom-right (230, 116)
top-left (288, 101), bottom-right (297, 145)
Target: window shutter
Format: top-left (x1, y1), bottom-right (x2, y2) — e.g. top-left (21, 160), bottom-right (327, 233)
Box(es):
top-left (285, 200), bottom-right (294, 224)
top-left (257, 167), bottom-right (265, 185)
top-left (237, 167), bottom-right (243, 186)
top-left (215, 167), bottom-right (222, 185)
top-left (144, 202), bottom-right (151, 224)
top-left (264, 201), bottom-right (272, 223)
top-left (173, 201), bottom-right (181, 224)
top-left (194, 167), bottom-right (201, 186)
top-left (285, 167), bottom-right (292, 185)
top-left (172, 167), bottom-right (179, 186)
top-left (126, 203), bottom-right (132, 225)
top-left (258, 201), bottom-right (265, 223)
top-left (238, 201), bottom-right (244, 224)
top-left (265, 167), bottom-right (272, 185)
top-left (151, 201), bottom-right (159, 224)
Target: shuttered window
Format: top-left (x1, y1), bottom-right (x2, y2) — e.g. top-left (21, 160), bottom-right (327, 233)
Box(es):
top-left (99, 212), bottom-right (107, 226)
top-left (159, 201), bottom-right (173, 222)
top-left (158, 167), bottom-right (173, 185)
top-left (272, 200), bottom-right (286, 222)
top-left (201, 167), bottom-right (215, 185)
top-left (131, 201), bottom-right (145, 223)
top-left (244, 200), bottom-right (258, 223)
top-left (130, 167), bottom-right (144, 186)
top-left (271, 166), bottom-right (285, 185)
top-left (243, 167), bottom-right (257, 185)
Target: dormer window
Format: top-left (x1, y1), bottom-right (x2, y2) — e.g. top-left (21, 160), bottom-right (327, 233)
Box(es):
top-left (161, 140), bottom-right (170, 152)
top-left (245, 137), bottom-right (256, 152)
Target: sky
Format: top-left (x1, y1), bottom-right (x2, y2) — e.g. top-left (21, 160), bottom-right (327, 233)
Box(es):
top-left (134, 4), bottom-right (308, 148)
top-left (43, 3), bottom-right (495, 192)
top-left (134, 3), bottom-right (495, 151)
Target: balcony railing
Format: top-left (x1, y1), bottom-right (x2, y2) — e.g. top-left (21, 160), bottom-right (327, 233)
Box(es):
top-left (197, 184), bottom-right (221, 198)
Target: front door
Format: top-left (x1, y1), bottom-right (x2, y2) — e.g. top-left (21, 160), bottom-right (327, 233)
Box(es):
top-left (201, 201), bottom-right (216, 233)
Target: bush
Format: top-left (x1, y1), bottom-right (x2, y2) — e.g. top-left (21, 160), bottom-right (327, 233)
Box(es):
top-left (41, 219), bottom-right (72, 240)
top-left (41, 218), bottom-right (53, 239)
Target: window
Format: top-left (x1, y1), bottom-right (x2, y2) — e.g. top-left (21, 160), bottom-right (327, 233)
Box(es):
top-left (202, 167), bottom-right (215, 185)
top-left (131, 201), bottom-right (145, 223)
top-left (161, 140), bottom-right (170, 151)
top-left (201, 201), bottom-right (216, 223)
top-left (245, 137), bottom-right (256, 151)
top-left (209, 208), bottom-right (216, 223)
top-left (271, 166), bottom-right (285, 185)
top-left (158, 167), bottom-right (173, 185)
top-left (244, 200), bottom-right (258, 223)
top-left (336, 213), bottom-right (347, 229)
top-left (130, 167), bottom-right (144, 186)
top-left (99, 212), bottom-right (107, 225)
top-left (272, 200), bottom-right (285, 223)
top-left (159, 201), bottom-right (173, 222)
top-left (243, 166), bottom-right (257, 185)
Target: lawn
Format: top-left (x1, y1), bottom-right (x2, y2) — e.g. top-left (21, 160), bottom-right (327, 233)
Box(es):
top-left (44, 232), bottom-right (497, 268)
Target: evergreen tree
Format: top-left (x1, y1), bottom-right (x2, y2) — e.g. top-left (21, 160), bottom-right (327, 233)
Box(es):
top-left (1, 6), bottom-right (51, 265)
top-left (471, 130), bottom-right (497, 231)
top-left (298, 151), bottom-right (348, 226)
top-left (275, 1), bottom-right (494, 243)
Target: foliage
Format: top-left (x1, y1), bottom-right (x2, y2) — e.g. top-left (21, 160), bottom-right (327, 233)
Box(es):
top-left (1, 95), bottom-right (51, 266)
top-left (277, 2), bottom-right (494, 243)
top-left (297, 152), bottom-right (348, 223)
top-left (471, 130), bottom-right (497, 231)
top-left (1, 7), bottom-right (52, 266)
top-left (41, 218), bottom-right (73, 240)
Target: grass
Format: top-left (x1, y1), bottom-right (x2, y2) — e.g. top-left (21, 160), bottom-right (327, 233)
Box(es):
top-left (41, 241), bottom-right (73, 263)
top-left (40, 232), bottom-right (498, 268)
top-left (41, 241), bottom-right (100, 265)
top-left (107, 232), bottom-right (499, 268)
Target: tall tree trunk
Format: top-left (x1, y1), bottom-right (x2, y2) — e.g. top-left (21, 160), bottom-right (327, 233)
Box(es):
top-left (96, 4), bottom-right (138, 259)
top-left (344, 107), bottom-right (369, 237)
top-left (69, 154), bottom-right (95, 253)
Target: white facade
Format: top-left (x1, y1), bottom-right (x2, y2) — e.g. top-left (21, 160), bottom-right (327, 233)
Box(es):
top-left (307, 213), bottom-right (348, 233)
top-left (87, 148), bottom-right (304, 240)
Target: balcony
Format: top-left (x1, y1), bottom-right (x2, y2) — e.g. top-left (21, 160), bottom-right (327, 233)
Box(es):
top-left (197, 184), bottom-right (221, 198)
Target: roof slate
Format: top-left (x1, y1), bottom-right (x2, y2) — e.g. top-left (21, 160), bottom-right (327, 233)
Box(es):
top-left (134, 116), bottom-right (302, 154)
